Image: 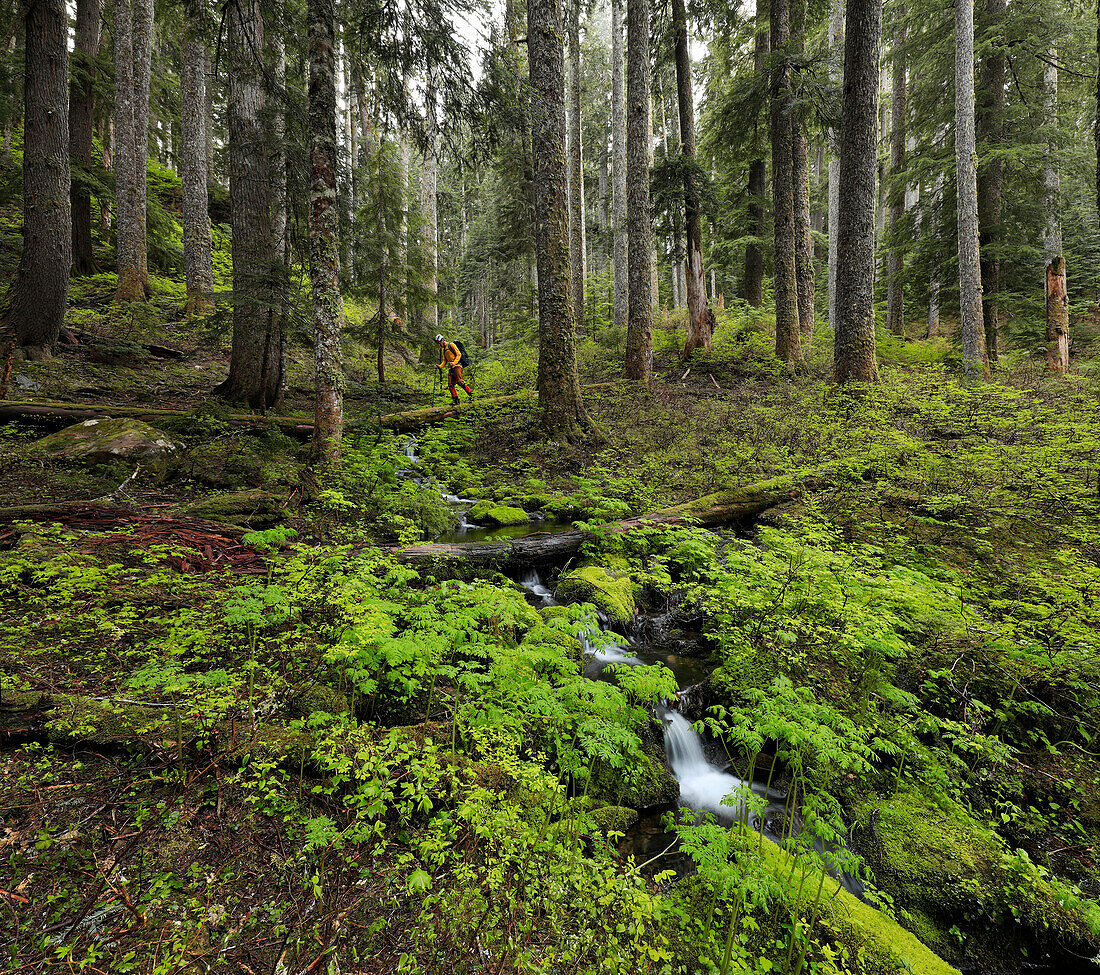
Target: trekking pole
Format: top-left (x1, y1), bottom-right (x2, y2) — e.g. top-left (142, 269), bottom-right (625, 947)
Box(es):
top-left (431, 368), bottom-right (438, 407)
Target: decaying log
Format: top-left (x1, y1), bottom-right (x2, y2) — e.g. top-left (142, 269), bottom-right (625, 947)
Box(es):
top-left (0, 392), bottom-right (535, 439)
top-left (395, 452), bottom-right (893, 568)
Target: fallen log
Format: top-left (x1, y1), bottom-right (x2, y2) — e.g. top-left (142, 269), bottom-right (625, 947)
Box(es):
top-left (394, 452), bottom-right (893, 569)
top-left (0, 392), bottom-right (535, 439)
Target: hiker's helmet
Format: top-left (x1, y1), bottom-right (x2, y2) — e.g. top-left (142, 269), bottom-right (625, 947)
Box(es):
top-left (435, 334), bottom-right (444, 344)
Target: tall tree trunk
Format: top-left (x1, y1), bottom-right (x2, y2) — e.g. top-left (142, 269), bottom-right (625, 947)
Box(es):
top-left (743, 5), bottom-right (768, 308)
top-left (269, 5), bottom-right (289, 399)
top-left (648, 85), bottom-right (659, 308)
top-left (791, 0), bottom-right (814, 346)
top-left (611, 0), bottom-right (628, 335)
top-left (928, 172), bottom-right (941, 337)
top-left (827, 0), bottom-right (842, 330)
top-left (132, 0), bottom-right (152, 286)
top-left (217, 0), bottom-right (282, 409)
top-left (624, 0), bottom-right (654, 380)
top-left (833, 0), bottom-right (880, 382)
top-left (770, 0), bottom-right (804, 367)
top-left (114, 0), bottom-right (141, 300)
top-left (1043, 53), bottom-right (1068, 374)
top-left (308, 0), bottom-right (344, 466)
top-left (955, 0), bottom-right (987, 377)
top-left (885, 2), bottom-right (906, 338)
top-left (99, 117), bottom-right (112, 238)
top-left (421, 78), bottom-right (438, 336)
top-left (69, 0), bottom-right (101, 277)
top-left (567, 4), bottom-right (586, 334)
top-left (181, 3), bottom-right (214, 316)
top-left (976, 0), bottom-right (1004, 361)
top-left (3, 0), bottom-right (70, 356)
top-left (673, 0), bottom-right (714, 355)
top-left (528, 0), bottom-right (592, 437)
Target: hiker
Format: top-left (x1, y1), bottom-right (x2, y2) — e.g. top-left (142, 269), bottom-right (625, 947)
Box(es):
top-left (436, 334), bottom-right (473, 405)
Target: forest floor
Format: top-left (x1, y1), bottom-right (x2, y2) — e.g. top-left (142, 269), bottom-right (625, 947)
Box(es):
top-left (3, 284), bottom-right (1100, 974)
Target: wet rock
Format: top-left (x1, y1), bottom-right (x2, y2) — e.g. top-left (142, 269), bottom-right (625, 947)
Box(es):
top-left (32, 417), bottom-right (179, 463)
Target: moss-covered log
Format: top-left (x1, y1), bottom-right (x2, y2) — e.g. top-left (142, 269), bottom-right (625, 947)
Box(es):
top-left (0, 393), bottom-right (536, 438)
top-left (395, 452), bottom-right (893, 568)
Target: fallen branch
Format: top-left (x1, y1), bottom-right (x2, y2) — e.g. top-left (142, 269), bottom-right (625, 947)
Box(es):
top-left (394, 452), bottom-right (895, 569)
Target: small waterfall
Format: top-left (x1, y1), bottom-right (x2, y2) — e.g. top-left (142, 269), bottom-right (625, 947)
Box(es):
top-left (520, 570), bottom-right (557, 607)
top-left (404, 438), bottom-right (418, 462)
top-left (662, 711), bottom-right (745, 822)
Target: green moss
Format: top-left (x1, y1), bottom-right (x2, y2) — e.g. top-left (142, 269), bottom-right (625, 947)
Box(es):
top-left (289, 683), bottom-right (350, 719)
top-left (521, 622), bottom-right (583, 659)
top-left (755, 837), bottom-right (961, 975)
top-left (468, 500), bottom-right (529, 526)
top-left (555, 563), bottom-right (636, 627)
top-left (590, 805), bottom-right (639, 833)
top-left (178, 490), bottom-right (289, 526)
top-left (591, 746), bottom-right (678, 809)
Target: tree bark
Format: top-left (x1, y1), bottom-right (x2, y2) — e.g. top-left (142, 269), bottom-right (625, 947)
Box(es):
top-left (673, 0), bottom-right (714, 356)
top-left (885, 2), bottom-right (906, 338)
top-left (308, 0), bottom-right (345, 466)
top-left (217, 0), bottom-right (283, 409)
top-left (833, 0), bottom-right (880, 382)
top-left (827, 0), bottom-right (842, 330)
top-left (611, 0), bottom-right (628, 336)
top-left (181, 3), bottom-right (214, 316)
top-left (421, 78), bottom-right (439, 336)
top-left (3, 0), bottom-right (70, 355)
top-left (113, 0), bottom-right (144, 301)
top-left (567, 4), bottom-right (586, 335)
top-left (1043, 53), bottom-right (1068, 374)
top-left (791, 0), bottom-right (814, 346)
top-left (624, 0), bottom-right (653, 381)
top-left (69, 0), bottom-right (101, 277)
top-left (955, 0), bottom-right (987, 378)
top-left (770, 0), bottom-right (804, 367)
top-left (976, 0), bottom-right (1004, 362)
top-left (927, 171), bottom-right (942, 337)
top-left (743, 5), bottom-right (768, 309)
top-left (528, 0), bottom-right (592, 437)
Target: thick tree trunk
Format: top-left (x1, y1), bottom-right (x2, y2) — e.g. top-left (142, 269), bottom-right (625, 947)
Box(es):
top-left (3, 0), bottom-right (70, 356)
top-left (113, 0), bottom-right (142, 301)
top-left (528, 0), bottom-right (592, 438)
top-left (770, 0), bottom-right (804, 367)
top-left (791, 0), bottom-right (814, 346)
top-left (885, 3), bottom-right (906, 338)
top-left (99, 117), bottom-right (112, 238)
top-left (833, 0), bottom-right (880, 382)
top-left (611, 0), bottom-right (628, 336)
top-left (1043, 54), bottom-right (1068, 374)
top-left (421, 80), bottom-right (439, 336)
top-left (673, 0), bottom-right (714, 356)
top-left (827, 0), bottom-right (842, 330)
top-left (955, 0), bottom-right (987, 378)
top-left (568, 6), bottom-right (586, 335)
top-left (308, 0), bottom-right (345, 466)
top-left (624, 0), bottom-right (653, 381)
top-left (218, 0), bottom-right (283, 409)
top-left (269, 9), bottom-right (289, 400)
top-left (743, 7), bottom-right (768, 309)
top-left (69, 0), bottom-right (101, 277)
top-left (181, 5), bottom-right (214, 316)
top-left (976, 0), bottom-right (1004, 362)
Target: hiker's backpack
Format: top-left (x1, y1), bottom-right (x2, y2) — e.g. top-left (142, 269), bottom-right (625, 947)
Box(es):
top-left (455, 340), bottom-right (470, 368)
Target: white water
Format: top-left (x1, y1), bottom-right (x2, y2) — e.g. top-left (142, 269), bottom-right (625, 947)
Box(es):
top-left (401, 438), bottom-right (475, 529)
top-left (520, 570), bottom-right (557, 606)
top-left (662, 710), bottom-right (746, 822)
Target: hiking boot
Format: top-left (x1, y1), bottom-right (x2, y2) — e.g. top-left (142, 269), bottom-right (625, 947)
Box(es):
top-left (452, 396), bottom-right (460, 405)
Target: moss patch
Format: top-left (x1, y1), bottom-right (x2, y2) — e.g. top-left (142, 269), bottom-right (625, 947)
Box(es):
top-left (467, 501), bottom-right (529, 526)
top-left (590, 805), bottom-right (639, 834)
top-left (555, 563), bottom-right (637, 627)
top-left (178, 489), bottom-right (290, 526)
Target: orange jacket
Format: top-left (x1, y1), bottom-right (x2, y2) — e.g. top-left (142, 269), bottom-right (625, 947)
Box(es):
top-left (438, 341), bottom-right (461, 369)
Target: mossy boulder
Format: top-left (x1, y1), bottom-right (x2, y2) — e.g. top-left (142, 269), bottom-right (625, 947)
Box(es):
top-left (521, 621), bottom-right (583, 662)
top-left (289, 683), bottom-right (350, 718)
top-left (184, 435), bottom-right (298, 489)
top-left (32, 418), bottom-right (179, 463)
top-left (590, 805), bottom-right (639, 834)
top-left (852, 788), bottom-right (1100, 967)
top-left (467, 500), bottom-right (529, 527)
top-left (591, 745), bottom-right (678, 810)
top-left (555, 563), bottom-right (637, 627)
top-left (178, 489), bottom-right (289, 526)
